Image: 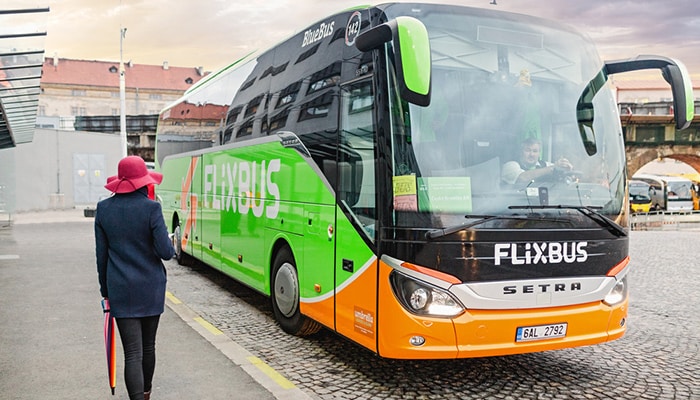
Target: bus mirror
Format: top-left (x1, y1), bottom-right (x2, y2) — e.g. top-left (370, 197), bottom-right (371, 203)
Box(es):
top-left (356, 16), bottom-right (431, 107)
top-left (393, 17), bottom-right (431, 106)
top-left (355, 23), bottom-right (392, 52)
top-left (604, 55), bottom-right (695, 130)
top-left (576, 70), bottom-right (606, 156)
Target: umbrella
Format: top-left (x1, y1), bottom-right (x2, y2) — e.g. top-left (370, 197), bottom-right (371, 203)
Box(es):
top-left (102, 298), bottom-right (117, 395)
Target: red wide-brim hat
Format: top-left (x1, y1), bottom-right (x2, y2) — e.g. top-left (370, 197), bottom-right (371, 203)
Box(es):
top-left (104, 156), bottom-right (163, 194)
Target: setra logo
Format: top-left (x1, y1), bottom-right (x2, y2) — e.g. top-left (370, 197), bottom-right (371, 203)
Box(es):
top-left (494, 242), bottom-right (588, 266)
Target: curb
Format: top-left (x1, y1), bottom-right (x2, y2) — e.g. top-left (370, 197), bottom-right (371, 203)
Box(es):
top-left (165, 292), bottom-right (314, 400)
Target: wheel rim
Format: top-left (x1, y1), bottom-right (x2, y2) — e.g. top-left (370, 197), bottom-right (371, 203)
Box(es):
top-left (274, 262), bottom-right (299, 318)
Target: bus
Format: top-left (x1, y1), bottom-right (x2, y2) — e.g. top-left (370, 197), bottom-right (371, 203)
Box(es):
top-left (628, 180), bottom-right (652, 214)
top-left (631, 174), bottom-right (694, 212)
top-left (155, 3), bottom-right (694, 359)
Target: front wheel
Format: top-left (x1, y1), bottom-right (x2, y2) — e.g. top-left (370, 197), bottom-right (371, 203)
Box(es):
top-left (271, 246), bottom-right (321, 336)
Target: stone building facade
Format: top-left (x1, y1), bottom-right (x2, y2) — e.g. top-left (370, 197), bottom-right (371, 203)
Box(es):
top-left (36, 57), bottom-right (209, 160)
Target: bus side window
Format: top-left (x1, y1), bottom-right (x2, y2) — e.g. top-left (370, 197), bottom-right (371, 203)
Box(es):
top-left (340, 79), bottom-right (377, 240)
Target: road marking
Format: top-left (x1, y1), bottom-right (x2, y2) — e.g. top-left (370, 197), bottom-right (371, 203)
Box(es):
top-left (0, 255), bottom-right (20, 260)
top-left (165, 291), bottom-right (181, 304)
top-left (165, 292), bottom-right (314, 399)
top-left (247, 356), bottom-right (297, 389)
top-left (194, 316), bottom-right (223, 335)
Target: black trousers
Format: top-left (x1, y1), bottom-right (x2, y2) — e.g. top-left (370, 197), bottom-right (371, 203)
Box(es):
top-left (116, 315), bottom-right (160, 400)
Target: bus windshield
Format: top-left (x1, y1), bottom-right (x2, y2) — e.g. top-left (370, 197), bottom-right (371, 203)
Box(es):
top-left (629, 181), bottom-right (651, 203)
top-left (667, 180), bottom-right (692, 201)
top-left (384, 4), bottom-right (625, 230)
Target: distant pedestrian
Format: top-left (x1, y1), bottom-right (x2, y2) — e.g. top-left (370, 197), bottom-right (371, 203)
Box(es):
top-left (95, 155), bottom-right (175, 400)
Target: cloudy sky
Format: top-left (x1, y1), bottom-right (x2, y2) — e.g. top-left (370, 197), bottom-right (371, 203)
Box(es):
top-left (12, 0), bottom-right (700, 78)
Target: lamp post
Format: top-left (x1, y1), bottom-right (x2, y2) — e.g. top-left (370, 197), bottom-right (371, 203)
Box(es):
top-left (119, 27), bottom-right (127, 158)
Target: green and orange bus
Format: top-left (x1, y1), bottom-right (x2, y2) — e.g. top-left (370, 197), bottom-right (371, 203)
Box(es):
top-left (155, 3), bottom-right (694, 358)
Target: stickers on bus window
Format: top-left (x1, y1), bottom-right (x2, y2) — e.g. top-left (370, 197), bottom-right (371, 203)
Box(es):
top-left (392, 175), bottom-right (473, 213)
top-left (393, 175), bottom-right (418, 211)
top-left (417, 177), bottom-right (472, 213)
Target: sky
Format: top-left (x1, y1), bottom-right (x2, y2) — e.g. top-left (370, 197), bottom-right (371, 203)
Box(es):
top-left (10, 0), bottom-right (699, 78)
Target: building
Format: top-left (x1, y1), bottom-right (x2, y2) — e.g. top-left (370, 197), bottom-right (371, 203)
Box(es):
top-left (613, 78), bottom-right (700, 146)
top-left (37, 57), bottom-right (209, 160)
top-left (0, 57), bottom-right (211, 216)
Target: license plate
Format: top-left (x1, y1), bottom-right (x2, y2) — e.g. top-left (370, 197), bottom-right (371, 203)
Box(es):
top-left (516, 323), bottom-right (567, 342)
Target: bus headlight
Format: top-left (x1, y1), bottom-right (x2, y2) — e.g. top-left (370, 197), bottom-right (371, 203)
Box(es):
top-left (390, 271), bottom-right (464, 317)
top-left (603, 276), bottom-right (628, 306)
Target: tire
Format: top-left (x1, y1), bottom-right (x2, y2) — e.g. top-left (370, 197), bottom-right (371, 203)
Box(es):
top-left (173, 224), bottom-right (193, 266)
top-left (271, 246), bottom-right (322, 336)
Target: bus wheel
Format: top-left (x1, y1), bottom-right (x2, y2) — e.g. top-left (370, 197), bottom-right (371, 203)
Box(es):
top-left (173, 224), bottom-right (193, 266)
top-left (271, 247), bottom-right (321, 336)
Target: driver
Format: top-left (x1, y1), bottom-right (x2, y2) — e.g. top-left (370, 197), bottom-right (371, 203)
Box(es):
top-left (501, 138), bottom-right (573, 185)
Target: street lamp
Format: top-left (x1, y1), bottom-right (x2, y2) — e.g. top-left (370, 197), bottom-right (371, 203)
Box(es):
top-left (119, 27), bottom-right (127, 158)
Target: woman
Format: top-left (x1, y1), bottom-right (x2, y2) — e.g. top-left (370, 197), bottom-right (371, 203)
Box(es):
top-left (95, 156), bottom-right (175, 400)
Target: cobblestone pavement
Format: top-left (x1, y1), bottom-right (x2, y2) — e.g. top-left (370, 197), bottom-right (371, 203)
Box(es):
top-left (164, 231), bottom-right (699, 399)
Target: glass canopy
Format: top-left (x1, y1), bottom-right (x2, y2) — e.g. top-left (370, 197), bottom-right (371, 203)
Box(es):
top-left (0, 7), bottom-right (49, 149)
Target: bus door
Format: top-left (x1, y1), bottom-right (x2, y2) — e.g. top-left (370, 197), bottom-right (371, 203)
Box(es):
top-left (200, 152), bottom-right (222, 270)
top-left (647, 180), bottom-right (664, 210)
top-left (332, 78), bottom-right (379, 351)
top-left (181, 154), bottom-right (204, 261)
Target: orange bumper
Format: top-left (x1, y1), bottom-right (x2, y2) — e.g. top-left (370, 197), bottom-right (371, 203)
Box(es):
top-left (377, 263), bottom-right (628, 359)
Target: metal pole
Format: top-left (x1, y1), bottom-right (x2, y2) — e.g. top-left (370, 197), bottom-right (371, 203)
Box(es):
top-left (119, 27), bottom-right (127, 158)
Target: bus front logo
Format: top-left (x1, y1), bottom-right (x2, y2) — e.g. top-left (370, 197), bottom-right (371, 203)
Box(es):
top-left (493, 242), bottom-right (588, 266)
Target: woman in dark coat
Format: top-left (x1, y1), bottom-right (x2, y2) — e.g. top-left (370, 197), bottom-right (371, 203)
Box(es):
top-left (95, 156), bottom-right (175, 400)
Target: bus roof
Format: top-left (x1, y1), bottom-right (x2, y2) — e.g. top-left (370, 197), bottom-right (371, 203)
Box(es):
top-left (632, 173), bottom-right (692, 183)
top-left (160, 4), bottom-right (374, 115)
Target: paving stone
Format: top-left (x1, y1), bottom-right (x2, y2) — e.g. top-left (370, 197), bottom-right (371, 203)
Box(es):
top-left (165, 231), bottom-right (699, 399)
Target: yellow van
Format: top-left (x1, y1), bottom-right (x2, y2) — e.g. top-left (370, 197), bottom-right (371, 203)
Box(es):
top-left (629, 180), bottom-right (652, 213)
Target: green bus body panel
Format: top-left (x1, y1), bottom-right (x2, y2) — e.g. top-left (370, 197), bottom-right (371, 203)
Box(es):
top-left (160, 140), bottom-right (358, 298)
top-left (332, 202), bottom-right (377, 289)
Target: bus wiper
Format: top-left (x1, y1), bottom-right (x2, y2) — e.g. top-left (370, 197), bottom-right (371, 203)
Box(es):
top-left (508, 205), bottom-right (627, 237)
top-left (425, 214), bottom-right (532, 240)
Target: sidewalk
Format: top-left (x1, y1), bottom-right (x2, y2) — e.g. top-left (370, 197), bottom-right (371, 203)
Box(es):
top-left (0, 209), bottom-right (312, 400)
top-left (4, 208), bottom-right (90, 225)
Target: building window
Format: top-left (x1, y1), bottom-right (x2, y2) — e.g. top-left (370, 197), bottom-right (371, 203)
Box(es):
top-left (149, 93), bottom-right (162, 100)
top-left (79, 107), bottom-right (87, 116)
top-left (112, 91), bottom-right (120, 98)
top-left (71, 106), bottom-right (78, 116)
top-left (675, 127), bottom-right (700, 144)
top-left (635, 126), bottom-right (665, 143)
top-left (38, 106), bottom-right (46, 116)
top-left (112, 108), bottom-right (119, 115)
top-left (72, 89), bottom-right (86, 96)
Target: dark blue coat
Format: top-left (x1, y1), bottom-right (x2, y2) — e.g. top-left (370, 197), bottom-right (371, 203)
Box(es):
top-left (95, 187), bottom-right (175, 318)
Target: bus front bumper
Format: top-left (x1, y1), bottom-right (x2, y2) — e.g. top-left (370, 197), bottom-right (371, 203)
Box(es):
top-left (377, 298), bottom-right (628, 359)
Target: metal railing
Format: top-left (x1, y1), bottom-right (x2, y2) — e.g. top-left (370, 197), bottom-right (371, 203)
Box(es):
top-left (630, 210), bottom-right (700, 231)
